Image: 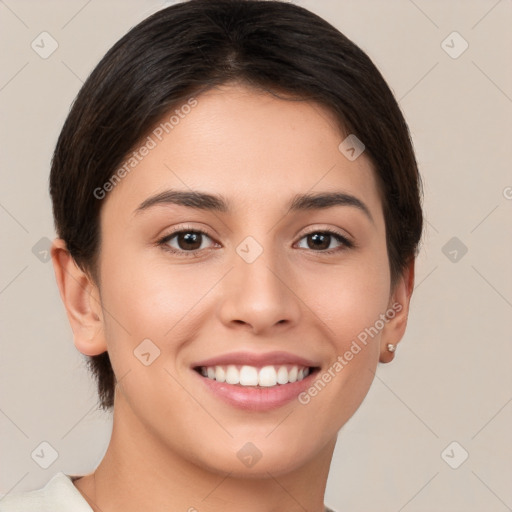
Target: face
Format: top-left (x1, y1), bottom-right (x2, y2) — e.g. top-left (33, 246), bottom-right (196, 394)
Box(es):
top-left (80, 83), bottom-right (408, 476)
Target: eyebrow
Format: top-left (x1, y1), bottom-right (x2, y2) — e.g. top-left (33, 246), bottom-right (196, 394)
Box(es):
top-left (134, 189), bottom-right (373, 222)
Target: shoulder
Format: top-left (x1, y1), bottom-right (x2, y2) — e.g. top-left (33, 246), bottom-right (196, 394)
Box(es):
top-left (0, 472), bottom-right (92, 512)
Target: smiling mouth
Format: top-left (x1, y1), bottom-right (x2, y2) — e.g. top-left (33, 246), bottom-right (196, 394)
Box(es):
top-left (194, 364), bottom-right (320, 388)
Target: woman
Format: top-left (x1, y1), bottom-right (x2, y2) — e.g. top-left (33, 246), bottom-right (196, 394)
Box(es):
top-left (1, 0), bottom-right (422, 510)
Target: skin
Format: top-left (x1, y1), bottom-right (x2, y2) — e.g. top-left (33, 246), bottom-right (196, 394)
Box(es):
top-left (52, 82), bottom-right (414, 512)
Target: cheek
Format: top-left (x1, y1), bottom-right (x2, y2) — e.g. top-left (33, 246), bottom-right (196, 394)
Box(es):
top-left (98, 247), bottom-right (222, 355)
top-left (301, 246), bottom-right (390, 414)
top-left (123, 275), bottom-right (186, 334)
top-left (304, 254), bottom-right (391, 343)
top-left (97, 254), bottom-right (206, 410)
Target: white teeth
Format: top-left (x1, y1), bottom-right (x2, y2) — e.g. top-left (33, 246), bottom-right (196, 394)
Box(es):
top-left (225, 365), bottom-right (240, 385)
top-left (199, 364), bottom-right (312, 387)
top-left (240, 365), bottom-right (259, 386)
top-left (276, 366), bottom-right (288, 384)
top-left (258, 366), bottom-right (277, 387)
top-left (215, 366), bottom-right (226, 383)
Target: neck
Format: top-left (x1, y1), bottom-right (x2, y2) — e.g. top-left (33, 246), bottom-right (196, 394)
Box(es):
top-left (74, 396), bottom-right (336, 512)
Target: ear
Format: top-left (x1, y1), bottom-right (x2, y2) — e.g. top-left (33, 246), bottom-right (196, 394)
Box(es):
top-left (379, 259), bottom-right (415, 363)
top-left (51, 238), bottom-right (107, 356)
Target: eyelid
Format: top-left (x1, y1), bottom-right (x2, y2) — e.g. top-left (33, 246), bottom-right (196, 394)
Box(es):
top-left (158, 224), bottom-right (218, 250)
top-left (297, 225), bottom-right (353, 243)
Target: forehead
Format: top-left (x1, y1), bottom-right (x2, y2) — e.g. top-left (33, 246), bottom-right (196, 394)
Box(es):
top-left (101, 83), bottom-right (382, 223)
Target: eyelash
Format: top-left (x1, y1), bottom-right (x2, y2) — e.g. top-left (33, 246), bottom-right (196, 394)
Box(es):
top-left (156, 225), bottom-right (354, 258)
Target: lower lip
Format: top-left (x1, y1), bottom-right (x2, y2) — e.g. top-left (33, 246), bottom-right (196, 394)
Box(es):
top-left (194, 369), bottom-right (317, 411)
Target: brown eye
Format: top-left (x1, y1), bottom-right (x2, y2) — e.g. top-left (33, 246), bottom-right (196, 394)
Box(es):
top-left (296, 230), bottom-right (353, 253)
top-left (306, 232), bottom-right (331, 250)
top-left (161, 229), bottom-right (215, 254)
top-left (175, 232), bottom-right (203, 251)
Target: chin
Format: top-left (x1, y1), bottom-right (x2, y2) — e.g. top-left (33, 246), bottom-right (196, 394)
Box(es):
top-left (186, 430), bottom-right (325, 478)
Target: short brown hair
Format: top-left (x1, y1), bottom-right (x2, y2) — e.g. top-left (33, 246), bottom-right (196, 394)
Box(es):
top-left (50, 0), bottom-right (423, 411)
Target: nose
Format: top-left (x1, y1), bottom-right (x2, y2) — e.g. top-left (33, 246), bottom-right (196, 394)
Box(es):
top-left (217, 248), bottom-right (301, 335)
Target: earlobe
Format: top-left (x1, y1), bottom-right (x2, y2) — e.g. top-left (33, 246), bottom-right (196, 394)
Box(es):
top-left (379, 259), bottom-right (416, 363)
top-left (50, 238), bottom-right (107, 356)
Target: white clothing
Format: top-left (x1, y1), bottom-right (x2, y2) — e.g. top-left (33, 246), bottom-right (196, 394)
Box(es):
top-left (0, 472), bottom-right (337, 511)
top-left (0, 472), bottom-right (91, 512)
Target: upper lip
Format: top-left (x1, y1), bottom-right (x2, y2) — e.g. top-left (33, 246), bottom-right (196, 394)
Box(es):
top-left (192, 351), bottom-right (320, 368)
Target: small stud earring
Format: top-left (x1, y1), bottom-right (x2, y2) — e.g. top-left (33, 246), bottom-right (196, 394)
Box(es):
top-left (387, 343), bottom-right (396, 353)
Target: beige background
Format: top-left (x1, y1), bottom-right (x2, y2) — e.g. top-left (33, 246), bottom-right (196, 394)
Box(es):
top-left (1, 0), bottom-right (511, 510)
